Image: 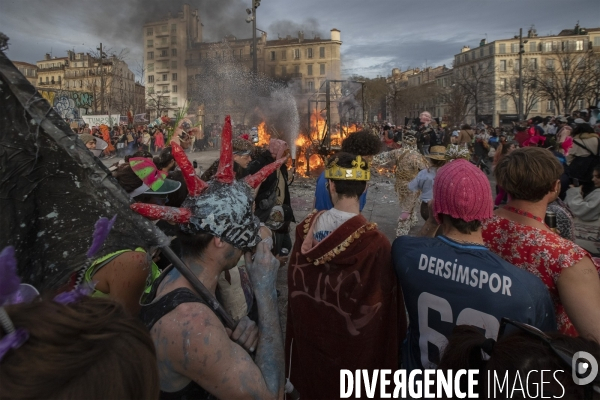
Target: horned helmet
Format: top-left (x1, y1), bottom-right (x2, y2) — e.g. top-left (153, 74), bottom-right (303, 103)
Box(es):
top-left (131, 116), bottom-right (286, 250)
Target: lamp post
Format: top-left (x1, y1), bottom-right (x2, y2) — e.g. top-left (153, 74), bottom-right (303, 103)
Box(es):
top-left (516, 28), bottom-right (528, 121)
top-left (246, 0), bottom-right (261, 74)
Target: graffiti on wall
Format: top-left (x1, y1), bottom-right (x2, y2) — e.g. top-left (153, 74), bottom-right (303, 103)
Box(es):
top-left (39, 90), bottom-right (94, 120)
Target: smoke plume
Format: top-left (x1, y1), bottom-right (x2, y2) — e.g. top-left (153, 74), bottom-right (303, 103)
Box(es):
top-left (268, 18), bottom-right (325, 40)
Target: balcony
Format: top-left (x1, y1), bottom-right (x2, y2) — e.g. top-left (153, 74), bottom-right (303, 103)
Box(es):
top-left (37, 66), bottom-right (65, 72)
top-left (155, 31), bottom-right (169, 38)
top-left (155, 41), bottom-right (169, 49)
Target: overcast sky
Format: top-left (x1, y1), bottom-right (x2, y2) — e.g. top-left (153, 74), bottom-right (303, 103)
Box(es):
top-left (1, 0), bottom-right (597, 78)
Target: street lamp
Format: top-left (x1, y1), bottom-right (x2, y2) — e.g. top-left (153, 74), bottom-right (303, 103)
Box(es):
top-left (245, 0), bottom-right (260, 74)
top-left (515, 28), bottom-right (528, 121)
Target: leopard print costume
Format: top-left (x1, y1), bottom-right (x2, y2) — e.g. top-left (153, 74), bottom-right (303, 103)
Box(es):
top-left (372, 137), bottom-right (428, 236)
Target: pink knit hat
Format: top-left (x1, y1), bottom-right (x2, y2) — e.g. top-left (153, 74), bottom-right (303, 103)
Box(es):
top-left (433, 159), bottom-right (493, 223)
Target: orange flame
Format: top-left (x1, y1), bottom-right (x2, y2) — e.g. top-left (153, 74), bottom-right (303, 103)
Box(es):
top-left (256, 122), bottom-right (270, 147)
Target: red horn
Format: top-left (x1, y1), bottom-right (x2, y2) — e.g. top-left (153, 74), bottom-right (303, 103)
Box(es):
top-left (171, 142), bottom-right (208, 196)
top-left (214, 116), bottom-right (234, 184)
top-left (131, 203), bottom-right (192, 224)
top-left (244, 156), bottom-right (287, 189)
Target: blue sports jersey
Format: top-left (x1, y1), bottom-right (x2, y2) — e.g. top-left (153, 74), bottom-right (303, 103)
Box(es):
top-left (314, 171), bottom-right (367, 211)
top-left (392, 235), bottom-right (557, 371)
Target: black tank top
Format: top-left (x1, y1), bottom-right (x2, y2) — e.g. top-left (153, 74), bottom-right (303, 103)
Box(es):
top-left (140, 266), bottom-right (225, 400)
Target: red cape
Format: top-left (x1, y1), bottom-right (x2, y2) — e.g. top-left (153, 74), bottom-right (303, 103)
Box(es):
top-left (285, 211), bottom-right (405, 400)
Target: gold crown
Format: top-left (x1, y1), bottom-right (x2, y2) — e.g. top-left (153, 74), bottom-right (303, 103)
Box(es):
top-left (325, 155), bottom-right (370, 181)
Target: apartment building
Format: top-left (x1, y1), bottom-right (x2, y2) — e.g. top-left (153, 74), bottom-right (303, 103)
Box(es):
top-left (452, 24), bottom-right (600, 126)
top-left (12, 61), bottom-right (38, 86)
top-left (36, 54), bottom-right (68, 90)
top-left (143, 5), bottom-right (342, 119)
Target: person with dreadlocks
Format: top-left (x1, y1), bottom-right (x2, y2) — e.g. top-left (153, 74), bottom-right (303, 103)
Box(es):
top-left (132, 117), bottom-right (286, 400)
top-left (372, 130), bottom-right (428, 236)
top-left (286, 152), bottom-right (403, 400)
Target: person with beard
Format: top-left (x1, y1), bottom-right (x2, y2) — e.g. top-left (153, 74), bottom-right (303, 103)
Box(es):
top-left (247, 138), bottom-right (295, 257)
top-left (133, 118), bottom-right (287, 400)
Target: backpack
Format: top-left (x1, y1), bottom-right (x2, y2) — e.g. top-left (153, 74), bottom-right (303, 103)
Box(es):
top-left (569, 138), bottom-right (600, 183)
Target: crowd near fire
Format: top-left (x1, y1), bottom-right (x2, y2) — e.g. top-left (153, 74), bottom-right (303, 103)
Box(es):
top-left (2, 4), bottom-right (600, 400)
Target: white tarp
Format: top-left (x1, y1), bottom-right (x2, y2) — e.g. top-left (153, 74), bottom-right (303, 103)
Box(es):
top-left (82, 114), bottom-right (120, 127)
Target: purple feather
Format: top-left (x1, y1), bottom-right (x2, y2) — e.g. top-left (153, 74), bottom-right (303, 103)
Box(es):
top-left (86, 215), bottom-right (117, 258)
top-left (53, 282), bottom-right (96, 305)
top-left (0, 246), bottom-right (20, 304)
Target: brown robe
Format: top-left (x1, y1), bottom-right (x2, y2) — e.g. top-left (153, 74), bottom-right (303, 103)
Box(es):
top-left (285, 210), bottom-right (405, 400)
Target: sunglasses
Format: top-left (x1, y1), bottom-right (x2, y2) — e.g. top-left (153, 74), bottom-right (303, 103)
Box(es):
top-left (499, 317), bottom-right (600, 398)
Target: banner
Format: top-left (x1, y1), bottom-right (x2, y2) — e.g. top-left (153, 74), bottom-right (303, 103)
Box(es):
top-left (82, 114), bottom-right (120, 127)
top-left (134, 113), bottom-right (148, 123)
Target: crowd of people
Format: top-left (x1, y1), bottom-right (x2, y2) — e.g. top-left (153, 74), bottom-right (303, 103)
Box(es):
top-left (3, 104), bottom-right (600, 399)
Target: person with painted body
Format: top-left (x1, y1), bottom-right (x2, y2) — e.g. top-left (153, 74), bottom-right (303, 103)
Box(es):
top-left (133, 117), bottom-right (287, 400)
top-left (372, 132), bottom-right (428, 236)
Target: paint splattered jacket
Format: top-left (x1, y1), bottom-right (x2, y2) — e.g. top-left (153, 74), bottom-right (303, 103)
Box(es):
top-left (285, 210), bottom-right (405, 400)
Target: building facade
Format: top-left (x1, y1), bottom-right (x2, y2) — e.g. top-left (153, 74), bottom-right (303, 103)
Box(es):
top-left (142, 5), bottom-right (342, 119)
top-left (451, 24), bottom-right (600, 126)
top-left (12, 61), bottom-right (38, 86)
top-left (33, 51), bottom-right (143, 117)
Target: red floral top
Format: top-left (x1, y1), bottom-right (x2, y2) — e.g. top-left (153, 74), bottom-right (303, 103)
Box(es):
top-left (482, 215), bottom-right (600, 336)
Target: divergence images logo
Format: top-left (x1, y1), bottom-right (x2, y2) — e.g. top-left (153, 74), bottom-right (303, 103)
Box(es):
top-left (572, 351), bottom-right (598, 386)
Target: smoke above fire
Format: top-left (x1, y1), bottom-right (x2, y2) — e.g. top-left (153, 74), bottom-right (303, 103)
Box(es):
top-left (267, 18), bottom-right (325, 39)
top-left (2, 0), bottom-right (250, 55)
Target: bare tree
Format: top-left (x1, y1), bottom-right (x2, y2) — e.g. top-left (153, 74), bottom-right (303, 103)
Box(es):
top-left (533, 46), bottom-right (598, 115)
top-left (500, 66), bottom-right (543, 119)
top-left (452, 60), bottom-right (495, 122)
top-left (439, 83), bottom-right (471, 128)
top-left (145, 88), bottom-right (173, 119)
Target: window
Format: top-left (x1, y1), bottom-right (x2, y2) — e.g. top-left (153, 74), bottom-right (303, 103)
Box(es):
top-left (307, 48), bottom-right (313, 58)
top-left (172, 48), bottom-right (177, 57)
top-left (270, 51), bottom-right (276, 61)
top-left (544, 41), bottom-right (553, 52)
top-left (577, 99), bottom-right (585, 109)
top-left (514, 60), bottom-right (520, 71)
top-left (307, 81), bottom-right (314, 91)
top-left (471, 52), bottom-right (475, 60)
top-left (171, 24), bottom-right (177, 33)
top-left (171, 36), bottom-right (177, 45)
top-left (161, 61), bottom-right (169, 69)
top-left (545, 59), bottom-right (555, 69)
top-left (499, 60), bottom-right (506, 71)
top-left (500, 78), bottom-right (507, 91)
top-left (172, 85), bottom-right (177, 93)
top-left (147, 52), bottom-right (154, 60)
top-left (529, 58), bottom-right (537, 70)
top-left (281, 50), bottom-right (286, 60)
top-left (320, 47), bottom-right (325, 58)
top-left (171, 97), bottom-right (177, 106)
top-left (294, 49), bottom-right (300, 59)
top-left (39, 78), bottom-right (42, 84)
top-left (172, 73), bottom-right (177, 81)
top-left (500, 98), bottom-right (508, 112)
top-left (320, 64), bottom-right (325, 75)
top-left (161, 25), bottom-right (168, 32)
top-left (547, 100), bottom-right (554, 111)
top-left (162, 74), bottom-right (168, 81)
top-left (171, 61), bottom-right (177, 69)
top-left (294, 65), bottom-right (300, 74)
top-left (307, 64), bottom-right (313, 76)
top-left (148, 75), bottom-right (154, 83)
top-left (148, 64), bottom-right (154, 72)
top-left (511, 43), bottom-right (519, 53)
top-left (529, 42), bottom-right (537, 52)
top-left (147, 39), bottom-right (154, 48)
top-left (45, 76), bottom-right (49, 83)
top-left (489, 47), bottom-right (493, 55)
top-left (282, 66), bottom-right (287, 75)
top-left (531, 99), bottom-right (539, 111)
top-left (160, 50), bottom-right (168, 57)
top-left (480, 48), bottom-right (484, 57)
top-left (575, 40), bottom-right (584, 51)
top-left (595, 37), bottom-right (600, 47)
top-left (147, 28), bottom-right (153, 36)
